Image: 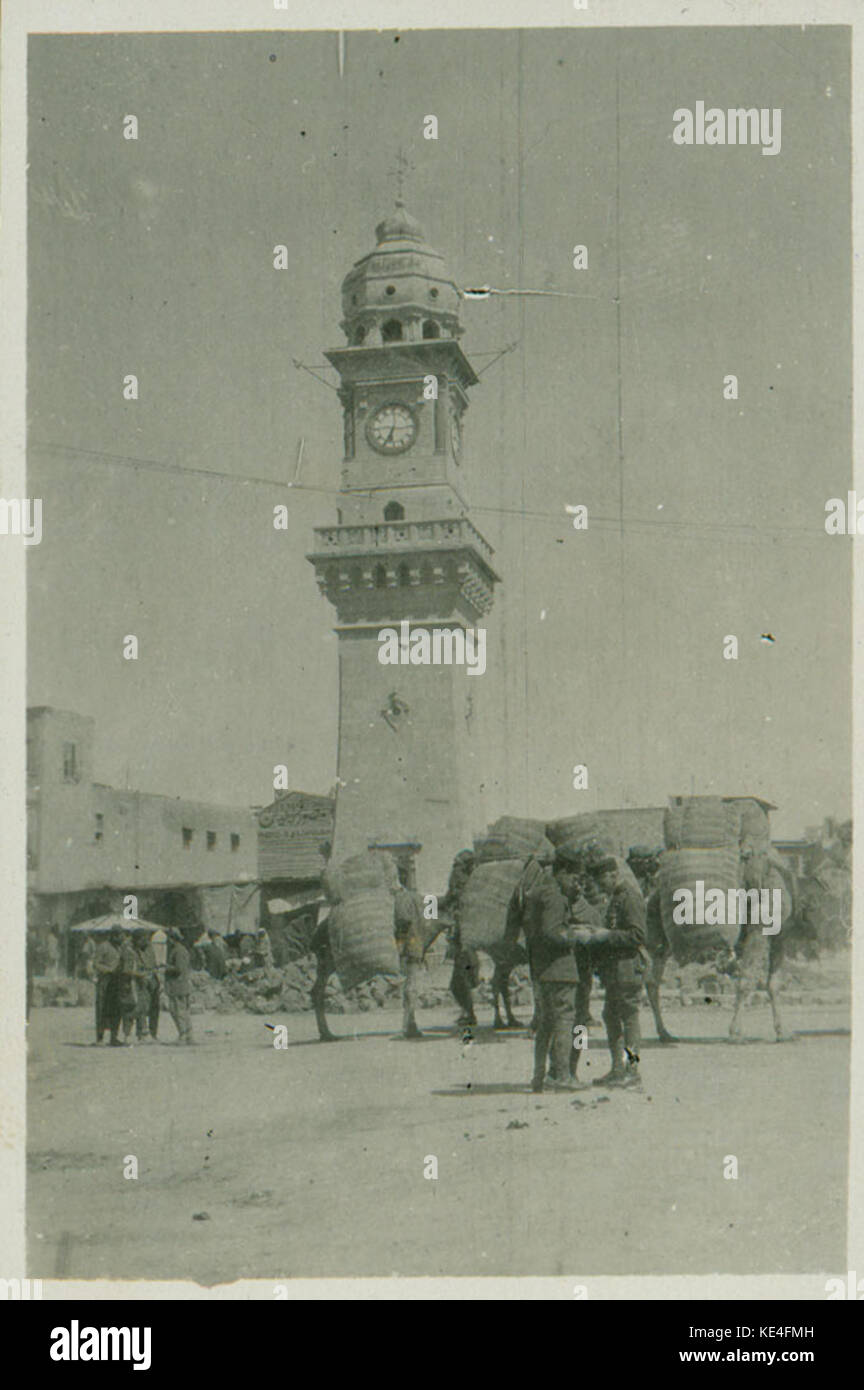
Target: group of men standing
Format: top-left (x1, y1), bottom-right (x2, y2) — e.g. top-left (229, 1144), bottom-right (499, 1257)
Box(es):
top-left (444, 844), bottom-right (656, 1094)
top-left (92, 926), bottom-right (193, 1047)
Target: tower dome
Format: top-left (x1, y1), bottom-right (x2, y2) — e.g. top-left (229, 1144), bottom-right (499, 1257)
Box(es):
top-left (340, 201), bottom-right (462, 346)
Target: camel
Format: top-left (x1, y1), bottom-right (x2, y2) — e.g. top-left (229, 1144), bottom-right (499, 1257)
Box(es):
top-left (641, 853), bottom-right (798, 1044)
top-left (728, 854), bottom-right (797, 1042)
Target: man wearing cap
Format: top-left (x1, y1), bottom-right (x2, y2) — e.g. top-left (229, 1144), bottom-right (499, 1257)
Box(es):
top-left (587, 857), bottom-right (648, 1088)
top-left (132, 928), bottom-right (160, 1043)
top-left (442, 850), bottom-right (479, 1028)
top-left (393, 865), bottom-right (426, 1039)
top-left (165, 927), bottom-right (194, 1045)
top-left (624, 845), bottom-right (676, 1043)
top-left (93, 930), bottom-right (122, 1045)
top-left (521, 844), bottom-right (596, 1093)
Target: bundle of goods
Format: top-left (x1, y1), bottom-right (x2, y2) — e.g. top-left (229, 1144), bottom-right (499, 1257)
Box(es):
top-left (460, 858), bottom-right (528, 952)
top-left (545, 813), bottom-right (618, 857)
top-left (727, 797), bottom-right (771, 854)
top-left (793, 873), bottom-right (850, 953)
top-left (475, 816), bottom-right (554, 864)
top-left (658, 846), bottom-right (742, 957)
top-left (327, 889), bottom-right (401, 991)
top-left (663, 797), bottom-right (741, 851)
top-left (322, 850), bottom-right (398, 904)
top-left (488, 816), bottom-right (554, 860)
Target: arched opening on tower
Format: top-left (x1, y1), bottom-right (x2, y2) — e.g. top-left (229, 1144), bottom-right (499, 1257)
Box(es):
top-left (374, 564), bottom-right (388, 589)
top-left (397, 563), bottom-right (411, 587)
top-left (384, 501), bottom-right (405, 522)
top-left (352, 324), bottom-right (367, 345)
top-left (382, 319), bottom-right (403, 343)
top-left (422, 320), bottom-right (441, 340)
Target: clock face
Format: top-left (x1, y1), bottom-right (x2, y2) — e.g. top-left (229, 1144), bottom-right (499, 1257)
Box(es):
top-left (366, 402), bottom-right (418, 454)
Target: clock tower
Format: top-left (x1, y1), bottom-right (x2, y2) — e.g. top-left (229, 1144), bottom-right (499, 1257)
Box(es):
top-left (308, 202), bottom-right (500, 892)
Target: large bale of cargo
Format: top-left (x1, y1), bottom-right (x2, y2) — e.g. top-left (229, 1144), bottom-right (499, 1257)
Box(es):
top-left (327, 890), bottom-right (401, 991)
top-left (663, 798), bottom-right (740, 850)
top-left (323, 850), bottom-right (398, 905)
top-left (474, 834), bottom-right (523, 864)
top-left (659, 846), bottom-right (742, 956)
top-left (476, 817), bottom-right (553, 864)
top-left (460, 859), bottom-right (527, 952)
top-left (727, 798), bottom-right (770, 853)
top-left (488, 816), bottom-right (553, 859)
top-left (545, 814), bottom-right (618, 857)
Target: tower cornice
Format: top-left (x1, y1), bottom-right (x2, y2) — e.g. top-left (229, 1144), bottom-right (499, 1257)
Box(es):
top-left (325, 339), bottom-right (479, 389)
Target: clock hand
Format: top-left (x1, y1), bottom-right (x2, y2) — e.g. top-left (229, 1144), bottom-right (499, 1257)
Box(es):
top-left (386, 426), bottom-right (395, 442)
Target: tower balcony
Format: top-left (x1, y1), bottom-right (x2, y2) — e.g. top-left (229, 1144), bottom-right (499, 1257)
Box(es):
top-left (310, 516), bottom-right (496, 568)
top-left (307, 517), bottom-right (500, 624)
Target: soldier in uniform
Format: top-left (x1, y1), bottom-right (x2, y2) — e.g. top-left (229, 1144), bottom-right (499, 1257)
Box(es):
top-left (115, 929), bottom-right (141, 1046)
top-left (625, 846), bottom-right (677, 1044)
top-left (393, 868), bottom-right (425, 1040)
top-left (93, 930), bottom-right (121, 1045)
top-left (165, 927), bottom-right (194, 1045)
top-left (442, 850), bottom-right (479, 1027)
top-left (132, 928), bottom-right (160, 1042)
top-left (587, 856), bottom-right (649, 1089)
top-left (521, 844), bottom-right (596, 1093)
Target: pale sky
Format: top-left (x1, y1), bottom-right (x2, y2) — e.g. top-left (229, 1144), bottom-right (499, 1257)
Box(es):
top-left (27, 27), bottom-right (852, 840)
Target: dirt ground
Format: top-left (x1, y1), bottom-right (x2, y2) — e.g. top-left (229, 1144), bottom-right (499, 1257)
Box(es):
top-left (27, 980), bottom-right (849, 1285)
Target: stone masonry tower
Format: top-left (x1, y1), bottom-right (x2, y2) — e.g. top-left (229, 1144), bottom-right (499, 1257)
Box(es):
top-left (307, 203), bottom-right (500, 893)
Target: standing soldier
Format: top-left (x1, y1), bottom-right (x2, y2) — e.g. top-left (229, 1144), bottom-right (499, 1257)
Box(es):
top-left (165, 927), bottom-right (194, 1045)
top-left (442, 850), bottom-right (478, 1027)
top-left (393, 867), bottom-right (425, 1040)
top-left (132, 929), bottom-right (160, 1043)
top-left (521, 844), bottom-right (595, 1093)
top-left (115, 929), bottom-right (140, 1046)
top-left (93, 930), bottom-right (121, 1045)
top-left (587, 856), bottom-right (649, 1089)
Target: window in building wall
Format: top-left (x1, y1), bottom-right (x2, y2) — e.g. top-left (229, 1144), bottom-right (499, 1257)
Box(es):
top-left (62, 742), bottom-right (79, 782)
top-left (384, 501), bottom-right (405, 521)
top-left (94, 813), bottom-right (104, 843)
top-left (207, 831), bottom-right (217, 851)
top-left (231, 834), bottom-right (240, 852)
top-left (182, 827), bottom-right (193, 849)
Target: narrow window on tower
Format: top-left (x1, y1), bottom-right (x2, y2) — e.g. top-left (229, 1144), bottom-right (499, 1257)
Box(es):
top-left (374, 564), bottom-right (388, 589)
top-left (384, 501), bottom-right (405, 521)
top-left (343, 407), bottom-right (355, 459)
top-left (62, 742), bottom-right (79, 783)
top-left (207, 831), bottom-right (217, 851)
top-left (398, 562), bottom-right (411, 587)
top-left (382, 320), bottom-right (403, 343)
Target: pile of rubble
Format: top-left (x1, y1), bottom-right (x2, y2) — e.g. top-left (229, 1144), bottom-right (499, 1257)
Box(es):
top-left (187, 960), bottom-right (449, 1016)
top-left (31, 976), bottom-right (95, 1008)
